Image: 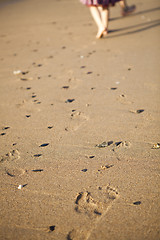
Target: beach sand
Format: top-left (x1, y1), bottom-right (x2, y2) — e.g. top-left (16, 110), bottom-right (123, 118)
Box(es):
top-left (0, 0), bottom-right (160, 239)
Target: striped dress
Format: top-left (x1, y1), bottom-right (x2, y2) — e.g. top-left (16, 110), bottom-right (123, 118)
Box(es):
top-left (80, 0), bottom-right (121, 7)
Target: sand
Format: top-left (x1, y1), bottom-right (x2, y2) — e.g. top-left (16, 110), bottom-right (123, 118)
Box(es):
top-left (0, 0), bottom-right (160, 239)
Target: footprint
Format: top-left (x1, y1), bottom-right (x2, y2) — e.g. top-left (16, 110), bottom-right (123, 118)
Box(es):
top-left (67, 229), bottom-right (88, 240)
top-left (5, 168), bottom-right (26, 177)
top-left (69, 111), bottom-right (89, 131)
top-left (113, 141), bottom-right (131, 149)
top-left (97, 164), bottom-right (114, 173)
top-left (95, 141), bottom-right (113, 148)
top-left (75, 185), bottom-right (119, 219)
top-left (60, 69), bottom-right (81, 89)
top-left (95, 141), bottom-right (130, 150)
top-left (70, 186), bottom-right (119, 239)
top-left (75, 191), bottom-right (101, 218)
top-left (117, 94), bottom-right (132, 104)
top-left (0, 150), bottom-right (20, 163)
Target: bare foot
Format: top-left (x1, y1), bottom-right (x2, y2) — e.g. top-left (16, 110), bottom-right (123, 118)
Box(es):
top-left (96, 28), bottom-right (108, 39)
top-left (103, 28), bottom-right (108, 37)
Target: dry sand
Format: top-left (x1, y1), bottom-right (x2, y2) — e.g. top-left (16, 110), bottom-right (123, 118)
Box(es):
top-left (0, 0), bottom-right (160, 239)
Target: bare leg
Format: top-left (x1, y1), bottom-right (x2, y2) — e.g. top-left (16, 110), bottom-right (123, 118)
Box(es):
top-left (97, 6), bottom-right (109, 35)
top-left (89, 6), bottom-right (109, 38)
top-left (89, 6), bottom-right (104, 38)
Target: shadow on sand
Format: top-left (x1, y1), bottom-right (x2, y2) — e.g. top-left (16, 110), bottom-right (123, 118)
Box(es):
top-left (107, 18), bottom-right (160, 38)
top-left (110, 6), bottom-right (160, 21)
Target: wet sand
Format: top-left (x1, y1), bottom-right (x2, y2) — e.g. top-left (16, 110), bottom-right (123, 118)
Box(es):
top-left (0, 0), bottom-right (160, 239)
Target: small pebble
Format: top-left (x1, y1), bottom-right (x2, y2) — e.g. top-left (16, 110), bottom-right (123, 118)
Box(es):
top-left (137, 109), bottom-right (144, 114)
top-left (39, 143), bottom-right (49, 147)
top-left (65, 99), bottom-right (75, 103)
top-left (34, 154), bottom-right (42, 157)
top-left (1, 133), bottom-right (6, 136)
top-left (48, 126), bottom-right (53, 129)
top-left (2, 127), bottom-right (10, 130)
top-left (62, 86), bottom-right (69, 89)
top-left (133, 201), bottom-right (141, 205)
top-left (110, 87), bottom-right (117, 90)
top-left (81, 169), bottom-right (88, 172)
top-left (32, 169), bottom-right (44, 172)
top-left (13, 70), bottom-right (21, 75)
top-left (49, 225), bottom-right (56, 232)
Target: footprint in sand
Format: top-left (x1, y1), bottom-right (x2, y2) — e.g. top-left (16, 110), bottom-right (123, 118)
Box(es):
top-left (68, 111), bottom-right (89, 131)
top-left (5, 168), bottom-right (26, 177)
top-left (97, 164), bottom-right (114, 173)
top-left (112, 141), bottom-right (131, 150)
top-left (68, 186), bottom-right (119, 240)
top-left (96, 140), bottom-right (130, 150)
top-left (0, 150), bottom-right (20, 163)
top-left (61, 69), bottom-right (81, 89)
top-left (75, 185), bottom-right (119, 218)
top-left (67, 229), bottom-right (88, 240)
top-left (117, 94), bottom-right (133, 104)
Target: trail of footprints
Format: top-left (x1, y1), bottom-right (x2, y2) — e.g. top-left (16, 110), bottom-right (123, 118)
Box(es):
top-left (0, 149), bottom-right (20, 163)
top-left (1, 56), bottom-right (146, 238)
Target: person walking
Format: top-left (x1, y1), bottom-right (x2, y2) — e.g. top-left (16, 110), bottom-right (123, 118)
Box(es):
top-left (80, 0), bottom-right (136, 39)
